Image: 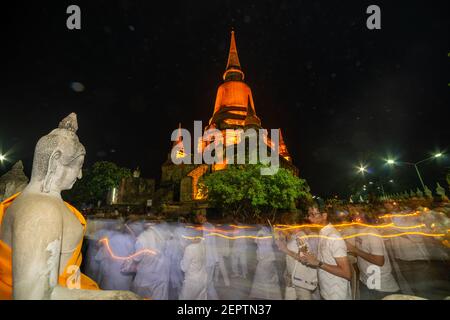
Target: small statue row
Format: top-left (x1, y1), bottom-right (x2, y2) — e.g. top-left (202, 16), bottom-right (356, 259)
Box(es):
top-left (380, 183), bottom-right (449, 202)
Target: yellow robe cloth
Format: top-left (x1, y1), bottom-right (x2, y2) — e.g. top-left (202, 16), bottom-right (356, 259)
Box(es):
top-left (0, 193), bottom-right (99, 300)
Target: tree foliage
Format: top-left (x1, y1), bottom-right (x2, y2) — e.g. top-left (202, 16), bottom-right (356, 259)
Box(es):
top-left (200, 164), bottom-right (311, 220)
top-left (64, 161), bottom-right (131, 205)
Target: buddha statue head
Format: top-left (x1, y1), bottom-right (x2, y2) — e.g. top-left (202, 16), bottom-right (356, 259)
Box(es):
top-left (30, 113), bottom-right (86, 194)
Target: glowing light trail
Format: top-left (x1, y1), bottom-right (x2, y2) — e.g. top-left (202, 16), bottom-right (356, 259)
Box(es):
top-left (185, 221), bottom-right (429, 236)
top-left (182, 234), bottom-right (272, 241)
top-left (186, 224), bottom-right (255, 233)
top-left (296, 231), bottom-right (445, 241)
top-left (98, 237), bottom-right (158, 260)
top-left (380, 211), bottom-right (420, 219)
top-left (183, 231), bottom-right (445, 241)
top-left (274, 222), bottom-right (427, 231)
top-left (228, 224), bottom-right (256, 229)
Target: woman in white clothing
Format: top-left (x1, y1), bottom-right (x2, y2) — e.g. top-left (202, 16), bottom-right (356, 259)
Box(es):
top-left (179, 230), bottom-right (208, 300)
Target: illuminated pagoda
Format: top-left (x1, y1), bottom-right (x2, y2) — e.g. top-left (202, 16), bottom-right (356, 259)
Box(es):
top-left (158, 31), bottom-right (298, 209)
top-left (207, 30), bottom-right (257, 129)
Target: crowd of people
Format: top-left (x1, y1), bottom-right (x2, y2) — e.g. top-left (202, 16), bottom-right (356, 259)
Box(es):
top-left (82, 201), bottom-right (450, 300)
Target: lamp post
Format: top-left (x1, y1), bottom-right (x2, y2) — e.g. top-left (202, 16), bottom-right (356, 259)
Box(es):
top-left (0, 154), bottom-right (6, 162)
top-left (386, 153), bottom-right (443, 190)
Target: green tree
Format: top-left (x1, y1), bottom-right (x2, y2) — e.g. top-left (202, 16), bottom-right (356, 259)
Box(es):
top-left (64, 161), bottom-right (131, 205)
top-left (200, 164), bottom-right (311, 221)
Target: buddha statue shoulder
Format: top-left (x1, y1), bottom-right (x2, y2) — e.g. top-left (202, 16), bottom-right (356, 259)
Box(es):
top-left (0, 113), bottom-right (140, 300)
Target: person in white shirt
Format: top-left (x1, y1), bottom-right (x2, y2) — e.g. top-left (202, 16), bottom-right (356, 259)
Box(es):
top-left (345, 215), bottom-right (400, 300)
top-left (299, 206), bottom-right (352, 300)
top-left (276, 228), bottom-right (318, 300)
top-left (179, 229), bottom-right (208, 300)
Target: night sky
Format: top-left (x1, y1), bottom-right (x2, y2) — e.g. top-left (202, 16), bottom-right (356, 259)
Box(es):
top-left (0, 1), bottom-right (449, 198)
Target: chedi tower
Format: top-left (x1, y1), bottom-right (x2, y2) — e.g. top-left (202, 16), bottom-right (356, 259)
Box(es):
top-left (159, 31), bottom-right (298, 205)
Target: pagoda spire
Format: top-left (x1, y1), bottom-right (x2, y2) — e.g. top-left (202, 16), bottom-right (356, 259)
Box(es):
top-left (226, 30), bottom-right (241, 70)
top-left (223, 30), bottom-right (245, 81)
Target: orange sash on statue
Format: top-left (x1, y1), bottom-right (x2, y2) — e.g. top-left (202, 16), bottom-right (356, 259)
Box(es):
top-left (0, 193), bottom-right (99, 300)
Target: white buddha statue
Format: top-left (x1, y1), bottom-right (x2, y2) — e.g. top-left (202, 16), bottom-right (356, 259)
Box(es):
top-left (0, 113), bottom-right (140, 300)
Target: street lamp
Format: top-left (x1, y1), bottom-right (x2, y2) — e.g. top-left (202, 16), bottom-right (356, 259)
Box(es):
top-left (386, 152), bottom-right (444, 190)
top-left (0, 154), bottom-right (6, 162)
top-left (386, 159), bottom-right (395, 165)
top-left (357, 164), bottom-right (368, 174)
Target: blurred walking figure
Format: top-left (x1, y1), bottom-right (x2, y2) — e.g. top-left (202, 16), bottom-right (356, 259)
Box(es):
top-left (345, 213), bottom-right (399, 300)
top-left (95, 223), bottom-right (135, 290)
top-left (383, 203), bottom-right (434, 298)
top-left (126, 219), bottom-right (145, 238)
top-left (214, 224), bottom-right (231, 287)
top-left (179, 229), bottom-right (208, 300)
top-left (196, 211), bottom-right (219, 299)
top-left (250, 225), bottom-right (282, 300)
top-left (127, 222), bottom-right (171, 299)
top-left (166, 219), bottom-right (188, 299)
top-left (85, 219), bottom-right (117, 284)
top-left (230, 220), bottom-right (249, 279)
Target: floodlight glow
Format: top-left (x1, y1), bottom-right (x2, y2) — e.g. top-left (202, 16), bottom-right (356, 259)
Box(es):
top-left (357, 164), bottom-right (367, 174)
top-left (387, 159), bottom-right (395, 165)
